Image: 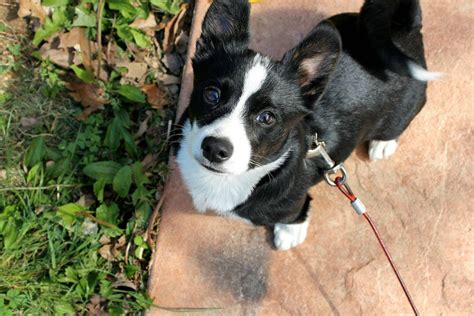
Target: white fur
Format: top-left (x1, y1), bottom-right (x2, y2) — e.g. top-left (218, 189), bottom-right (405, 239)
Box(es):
top-left (368, 139), bottom-right (399, 161)
top-left (189, 55), bottom-right (269, 175)
top-left (407, 61), bottom-right (443, 81)
top-left (273, 218), bottom-right (310, 251)
top-left (177, 120), bottom-right (290, 213)
top-left (176, 55), bottom-right (290, 214)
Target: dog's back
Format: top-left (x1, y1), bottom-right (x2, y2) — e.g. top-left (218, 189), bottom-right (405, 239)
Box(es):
top-left (306, 0), bottom-right (435, 163)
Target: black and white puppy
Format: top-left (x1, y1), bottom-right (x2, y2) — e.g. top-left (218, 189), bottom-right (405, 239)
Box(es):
top-left (175, 0), bottom-right (440, 250)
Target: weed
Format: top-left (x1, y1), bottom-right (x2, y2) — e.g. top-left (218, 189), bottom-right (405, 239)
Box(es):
top-left (0, 3), bottom-right (177, 312)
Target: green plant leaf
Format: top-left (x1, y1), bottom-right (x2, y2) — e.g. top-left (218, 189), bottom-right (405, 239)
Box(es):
top-left (1, 217), bottom-right (19, 250)
top-left (116, 24), bottom-right (134, 42)
top-left (131, 161), bottom-right (149, 187)
top-left (104, 117), bottom-right (122, 150)
top-left (33, 8), bottom-right (69, 46)
top-left (112, 165), bottom-right (132, 197)
top-left (45, 158), bottom-right (70, 179)
top-left (150, 0), bottom-right (182, 14)
top-left (108, 0), bottom-right (137, 18)
top-left (96, 202), bottom-right (119, 226)
top-left (93, 178), bottom-right (106, 202)
top-left (26, 163), bottom-right (42, 184)
top-left (24, 136), bottom-right (46, 167)
top-left (117, 85), bottom-right (146, 103)
top-left (42, 0), bottom-right (69, 7)
top-left (121, 128), bottom-right (139, 158)
top-left (57, 203), bottom-right (86, 226)
top-left (71, 65), bottom-right (96, 83)
top-left (130, 28), bottom-right (151, 48)
top-left (72, 7), bottom-right (97, 27)
top-left (83, 161), bottom-right (122, 183)
top-left (54, 301), bottom-right (76, 314)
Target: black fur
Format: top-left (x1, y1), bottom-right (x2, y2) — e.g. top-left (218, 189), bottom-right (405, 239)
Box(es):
top-left (176, 0), bottom-right (429, 226)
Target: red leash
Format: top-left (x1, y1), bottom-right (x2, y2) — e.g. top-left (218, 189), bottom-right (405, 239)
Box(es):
top-left (334, 177), bottom-right (419, 315)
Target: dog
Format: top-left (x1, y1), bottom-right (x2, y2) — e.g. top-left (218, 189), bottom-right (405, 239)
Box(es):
top-left (174, 0), bottom-right (440, 250)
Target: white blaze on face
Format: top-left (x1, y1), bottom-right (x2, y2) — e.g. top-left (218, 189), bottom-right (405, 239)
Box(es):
top-left (176, 55), bottom-right (290, 213)
top-left (191, 55), bottom-right (269, 175)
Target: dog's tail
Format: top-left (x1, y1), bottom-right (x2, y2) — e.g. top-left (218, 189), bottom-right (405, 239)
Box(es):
top-left (359, 0), bottom-right (442, 81)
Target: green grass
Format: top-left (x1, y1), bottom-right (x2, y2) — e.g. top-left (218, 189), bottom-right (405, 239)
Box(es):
top-left (0, 30), bottom-right (171, 315)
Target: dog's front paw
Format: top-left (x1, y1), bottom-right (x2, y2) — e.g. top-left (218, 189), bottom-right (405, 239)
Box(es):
top-left (368, 139), bottom-right (398, 161)
top-left (273, 221), bottom-right (309, 251)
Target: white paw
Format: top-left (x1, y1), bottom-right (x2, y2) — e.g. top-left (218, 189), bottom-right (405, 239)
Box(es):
top-left (368, 139), bottom-right (398, 161)
top-left (273, 220), bottom-right (309, 251)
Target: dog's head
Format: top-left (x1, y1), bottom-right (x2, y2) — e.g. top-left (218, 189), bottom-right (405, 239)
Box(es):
top-left (182, 0), bottom-right (341, 175)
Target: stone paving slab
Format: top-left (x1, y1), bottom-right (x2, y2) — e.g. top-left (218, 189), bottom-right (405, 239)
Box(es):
top-left (147, 1), bottom-right (474, 314)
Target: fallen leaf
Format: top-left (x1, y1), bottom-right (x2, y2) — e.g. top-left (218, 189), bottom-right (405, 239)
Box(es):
top-left (0, 170), bottom-right (6, 180)
top-left (99, 235), bottom-right (111, 245)
top-left (115, 61), bottom-right (148, 83)
top-left (58, 28), bottom-right (97, 72)
top-left (133, 111), bottom-right (152, 139)
top-left (115, 235), bottom-right (127, 249)
top-left (129, 13), bottom-right (157, 37)
top-left (99, 244), bottom-right (114, 261)
top-left (112, 274), bottom-right (137, 291)
top-left (66, 82), bottom-right (109, 119)
top-left (162, 3), bottom-right (189, 53)
top-left (141, 153), bottom-right (158, 171)
top-left (39, 42), bottom-right (74, 68)
top-left (161, 74), bottom-right (180, 85)
top-left (76, 194), bottom-right (96, 208)
top-left (85, 295), bottom-right (105, 315)
top-left (142, 84), bottom-right (168, 109)
top-left (18, 0), bottom-right (47, 23)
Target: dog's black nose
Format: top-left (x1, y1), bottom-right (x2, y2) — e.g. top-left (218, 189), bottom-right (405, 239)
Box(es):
top-left (201, 136), bottom-right (233, 163)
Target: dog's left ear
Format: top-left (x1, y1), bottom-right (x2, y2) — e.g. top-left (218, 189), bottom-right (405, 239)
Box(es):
top-left (196, 0), bottom-right (250, 57)
top-left (283, 21), bottom-right (341, 103)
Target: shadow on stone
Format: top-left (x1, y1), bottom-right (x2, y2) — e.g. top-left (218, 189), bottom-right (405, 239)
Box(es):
top-left (194, 228), bottom-right (270, 304)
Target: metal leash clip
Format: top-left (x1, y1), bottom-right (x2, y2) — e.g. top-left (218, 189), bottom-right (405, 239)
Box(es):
top-left (306, 133), bottom-right (348, 187)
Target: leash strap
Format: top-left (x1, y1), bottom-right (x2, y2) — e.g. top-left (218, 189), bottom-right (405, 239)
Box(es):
top-left (335, 177), bottom-right (419, 315)
top-left (306, 135), bottom-right (419, 315)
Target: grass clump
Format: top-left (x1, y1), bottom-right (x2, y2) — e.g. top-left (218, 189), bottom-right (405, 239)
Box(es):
top-left (0, 3), bottom-right (179, 312)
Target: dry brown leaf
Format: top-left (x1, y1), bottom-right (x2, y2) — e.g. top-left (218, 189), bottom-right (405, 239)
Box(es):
top-left (115, 235), bottom-right (127, 249)
top-left (115, 61), bottom-right (148, 82)
top-left (141, 153), bottom-right (158, 171)
top-left (129, 13), bottom-right (157, 37)
top-left (112, 274), bottom-right (137, 291)
top-left (133, 115), bottom-right (150, 139)
top-left (66, 82), bottom-right (109, 120)
top-left (39, 43), bottom-right (74, 68)
top-left (163, 3), bottom-right (189, 53)
top-left (161, 74), bottom-right (181, 85)
top-left (99, 244), bottom-right (114, 261)
top-left (85, 295), bottom-right (105, 315)
top-left (18, 0), bottom-right (46, 23)
top-left (99, 235), bottom-right (111, 245)
top-left (142, 84), bottom-right (168, 109)
top-left (58, 28), bottom-right (97, 72)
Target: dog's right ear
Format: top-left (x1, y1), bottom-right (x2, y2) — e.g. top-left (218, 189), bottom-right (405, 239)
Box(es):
top-left (195, 0), bottom-right (250, 57)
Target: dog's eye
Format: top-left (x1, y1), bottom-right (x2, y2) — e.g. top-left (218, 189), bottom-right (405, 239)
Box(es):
top-left (203, 86), bottom-right (220, 105)
top-left (256, 111), bottom-right (276, 126)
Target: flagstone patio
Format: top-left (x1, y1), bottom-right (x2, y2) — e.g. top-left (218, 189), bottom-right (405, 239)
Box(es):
top-left (147, 1), bottom-right (474, 314)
